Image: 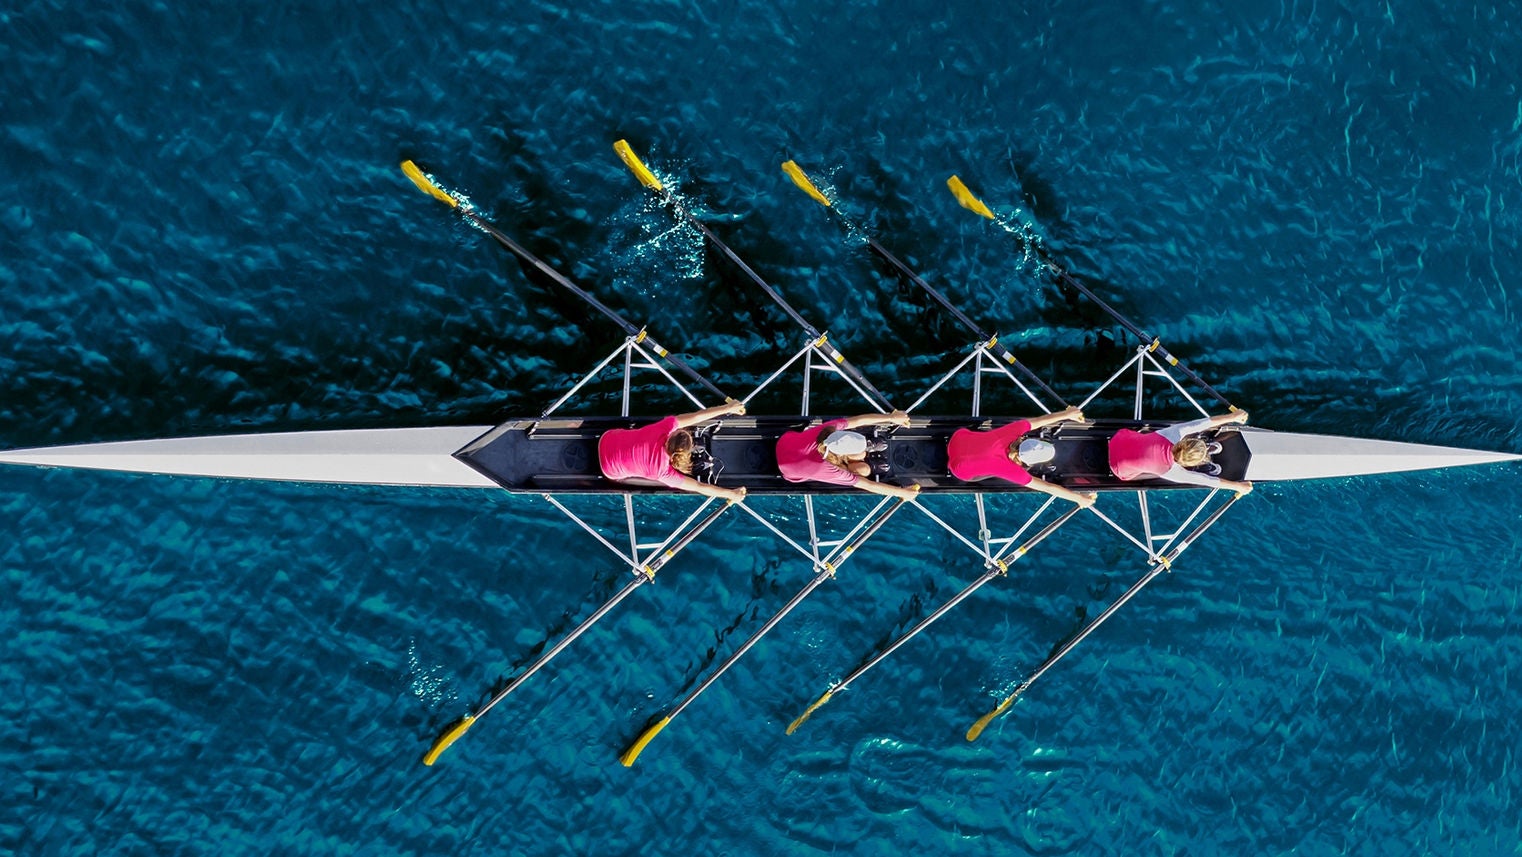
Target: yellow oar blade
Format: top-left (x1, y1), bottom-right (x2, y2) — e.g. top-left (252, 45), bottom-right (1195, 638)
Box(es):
top-left (401, 160), bottom-right (461, 209)
top-left (613, 139), bottom-right (664, 191)
top-left (619, 716), bottom-right (671, 767)
top-left (965, 695), bottom-right (1015, 742)
top-left (947, 175), bottom-right (996, 220)
top-left (423, 715), bottom-right (476, 765)
top-left (785, 689), bottom-right (833, 735)
top-left (781, 161), bottom-right (833, 208)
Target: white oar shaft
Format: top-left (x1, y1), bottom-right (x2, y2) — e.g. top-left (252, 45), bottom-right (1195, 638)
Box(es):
top-left (832, 505), bottom-right (1081, 695)
top-left (1007, 493), bottom-right (1243, 701)
top-left (474, 575), bottom-right (647, 721)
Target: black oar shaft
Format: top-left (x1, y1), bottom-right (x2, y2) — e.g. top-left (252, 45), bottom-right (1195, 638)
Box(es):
top-left (612, 141), bottom-right (893, 412)
top-left (1041, 262), bottom-right (1234, 410)
top-left (778, 159), bottom-right (1065, 409)
top-left (679, 217), bottom-right (894, 413)
top-left (465, 212), bottom-right (729, 402)
top-left (944, 173), bottom-right (1235, 411)
top-left (860, 235), bottom-right (1068, 408)
top-left (401, 159), bottom-right (728, 403)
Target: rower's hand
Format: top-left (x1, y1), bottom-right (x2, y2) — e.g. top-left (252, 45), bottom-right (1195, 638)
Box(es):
top-left (887, 409), bottom-right (912, 427)
top-left (1075, 491), bottom-right (1097, 509)
top-left (723, 399), bottom-right (747, 416)
top-left (1234, 481), bottom-right (1253, 496)
top-left (1061, 406), bottom-right (1087, 424)
top-left (724, 486), bottom-right (748, 503)
top-left (1227, 410), bottom-right (1249, 425)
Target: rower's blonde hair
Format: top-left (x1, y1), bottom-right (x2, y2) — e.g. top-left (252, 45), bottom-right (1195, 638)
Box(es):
top-left (815, 442), bottom-right (850, 469)
top-left (1172, 437), bottom-right (1210, 468)
top-left (667, 430), bottom-right (695, 475)
top-left (1005, 442), bottom-right (1022, 463)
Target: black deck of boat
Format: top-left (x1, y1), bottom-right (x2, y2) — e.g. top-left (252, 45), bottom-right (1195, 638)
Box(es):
top-left (453, 416), bottom-right (1250, 495)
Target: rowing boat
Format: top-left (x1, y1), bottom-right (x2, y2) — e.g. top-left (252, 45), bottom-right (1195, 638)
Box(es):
top-left (4, 415), bottom-right (1512, 490)
top-left (2, 143), bottom-right (1516, 767)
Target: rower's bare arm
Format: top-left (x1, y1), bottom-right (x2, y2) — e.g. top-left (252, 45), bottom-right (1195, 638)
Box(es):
top-left (1210, 411), bottom-right (1249, 430)
top-left (856, 479), bottom-right (921, 501)
top-left (674, 475), bottom-right (747, 502)
top-left (840, 410), bottom-right (912, 431)
top-left (1027, 406), bottom-right (1085, 431)
top-left (1027, 478), bottom-right (1096, 508)
top-left (673, 400), bottom-right (746, 429)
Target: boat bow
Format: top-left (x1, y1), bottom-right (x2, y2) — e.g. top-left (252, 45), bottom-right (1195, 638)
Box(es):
top-left (0, 427), bottom-right (498, 488)
top-left (1239, 428), bottom-right (1521, 481)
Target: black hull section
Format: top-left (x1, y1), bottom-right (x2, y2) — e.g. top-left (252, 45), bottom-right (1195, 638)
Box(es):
top-left (453, 417), bottom-right (1251, 495)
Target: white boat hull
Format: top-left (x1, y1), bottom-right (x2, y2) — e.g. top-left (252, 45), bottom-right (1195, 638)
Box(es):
top-left (0, 427), bottom-right (498, 488)
top-left (0, 425), bottom-right (1515, 488)
top-left (1239, 428), bottom-right (1522, 481)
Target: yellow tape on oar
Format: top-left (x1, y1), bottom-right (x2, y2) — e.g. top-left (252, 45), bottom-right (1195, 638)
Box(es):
top-left (613, 140), bottom-right (664, 191)
top-left (785, 690), bottom-right (833, 735)
top-left (619, 716), bottom-right (671, 767)
top-left (401, 160), bottom-right (460, 209)
top-left (947, 175), bottom-right (996, 220)
top-left (781, 161), bottom-right (832, 208)
top-left (423, 715), bottom-right (476, 765)
top-left (965, 695), bottom-right (1015, 742)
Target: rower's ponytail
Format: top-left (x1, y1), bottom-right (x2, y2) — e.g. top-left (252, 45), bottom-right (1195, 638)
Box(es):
top-left (667, 430), bottom-right (696, 474)
top-left (1173, 437), bottom-right (1210, 467)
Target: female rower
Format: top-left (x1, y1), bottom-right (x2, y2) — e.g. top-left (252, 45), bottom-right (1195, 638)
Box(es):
top-left (776, 410), bottom-right (921, 501)
top-left (598, 401), bottom-right (748, 502)
top-left (946, 406), bottom-right (1096, 507)
top-left (1109, 410), bottom-right (1253, 493)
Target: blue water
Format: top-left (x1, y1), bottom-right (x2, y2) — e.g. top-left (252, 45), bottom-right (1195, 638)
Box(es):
top-left (4, 1), bottom-right (1522, 853)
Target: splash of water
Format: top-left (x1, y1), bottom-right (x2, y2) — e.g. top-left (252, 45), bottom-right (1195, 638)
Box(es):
top-left (406, 639), bottom-right (455, 708)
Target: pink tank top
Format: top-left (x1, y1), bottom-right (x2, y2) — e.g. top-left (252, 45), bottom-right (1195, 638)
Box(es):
top-left (776, 419), bottom-right (857, 486)
top-left (598, 416), bottom-right (686, 488)
top-left (946, 420), bottom-right (1034, 486)
top-left (1109, 429), bottom-right (1174, 481)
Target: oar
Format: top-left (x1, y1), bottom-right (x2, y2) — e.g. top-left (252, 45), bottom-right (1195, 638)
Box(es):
top-left (618, 497), bottom-right (908, 766)
top-left (610, 141), bottom-right (895, 413)
top-left (423, 498), bottom-right (735, 766)
top-left (400, 160), bottom-right (727, 403)
top-left (944, 174), bottom-right (1238, 412)
top-left (786, 504), bottom-right (1080, 734)
top-left (779, 161), bottom-right (1068, 409)
top-left (965, 491), bottom-right (1244, 742)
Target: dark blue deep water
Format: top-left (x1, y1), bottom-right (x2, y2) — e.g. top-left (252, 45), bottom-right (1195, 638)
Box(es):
top-left (4, 1), bottom-right (1522, 854)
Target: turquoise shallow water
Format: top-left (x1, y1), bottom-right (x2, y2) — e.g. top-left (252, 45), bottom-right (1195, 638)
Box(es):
top-left (4, 1), bottom-right (1522, 854)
